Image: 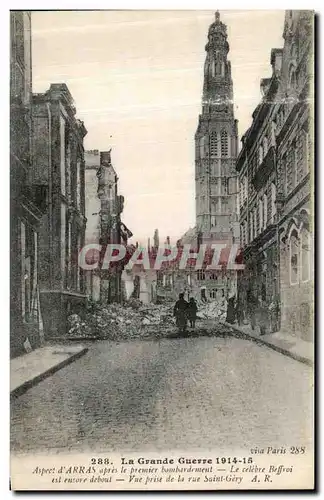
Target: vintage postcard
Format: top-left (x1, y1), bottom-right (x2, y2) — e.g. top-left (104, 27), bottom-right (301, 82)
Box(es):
top-left (10, 9), bottom-right (314, 491)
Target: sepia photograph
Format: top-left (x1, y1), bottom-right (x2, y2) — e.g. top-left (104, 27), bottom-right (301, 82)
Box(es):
top-left (10, 8), bottom-right (314, 490)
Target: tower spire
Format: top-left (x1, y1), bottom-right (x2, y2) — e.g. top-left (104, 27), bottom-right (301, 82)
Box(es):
top-left (195, 10), bottom-right (239, 237)
top-left (202, 11), bottom-right (233, 112)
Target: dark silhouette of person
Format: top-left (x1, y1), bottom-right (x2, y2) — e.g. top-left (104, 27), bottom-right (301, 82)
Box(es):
top-left (187, 297), bottom-right (198, 329)
top-left (173, 293), bottom-right (188, 333)
top-left (226, 294), bottom-right (236, 324)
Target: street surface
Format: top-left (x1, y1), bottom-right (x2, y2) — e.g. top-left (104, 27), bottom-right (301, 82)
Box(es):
top-left (11, 330), bottom-right (313, 455)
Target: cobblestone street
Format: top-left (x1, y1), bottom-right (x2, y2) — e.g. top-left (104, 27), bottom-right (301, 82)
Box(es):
top-left (11, 330), bottom-right (313, 455)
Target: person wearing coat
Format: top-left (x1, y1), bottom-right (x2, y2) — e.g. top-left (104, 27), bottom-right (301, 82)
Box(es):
top-left (173, 293), bottom-right (188, 333)
top-left (187, 297), bottom-right (198, 329)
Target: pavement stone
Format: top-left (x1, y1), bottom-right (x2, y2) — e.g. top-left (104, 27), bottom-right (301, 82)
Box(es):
top-left (223, 321), bottom-right (314, 366)
top-left (11, 332), bottom-right (313, 455)
top-left (10, 344), bottom-right (88, 399)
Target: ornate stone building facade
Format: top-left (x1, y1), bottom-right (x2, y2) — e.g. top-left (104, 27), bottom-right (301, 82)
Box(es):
top-left (276, 11), bottom-right (314, 341)
top-left (236, 10), bottom-right (314, 340)
top-left (236, 49), bottom-right (282, 333)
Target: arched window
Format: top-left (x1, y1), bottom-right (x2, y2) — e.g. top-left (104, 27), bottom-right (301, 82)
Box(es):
top-left (270, 183), bottom-right (277, 223)
top-left (289, 64), bottom-right (296, 89)
top-left (199, 136), bottom-right (205, 158)
top-left (301, 227), bottom-right (311, 282)
top-left (221, 130), bottom-right (229, 158)
top-left (221, 61), bottom-right (225, 77)
top-left (289, 231), bottom-right (299, 285)
top-left (259, 198), bottom-right (263, 232)
top-left (263, 193), bottom-right (268, 229)
top-left (259, 144), bottom-right (264, 165)
top-left (210, 131), bottom-right (218, 157)
top-left (271, 120), bottom-right (277, 146)
top-left (249, 211), bottom-right (254, 242)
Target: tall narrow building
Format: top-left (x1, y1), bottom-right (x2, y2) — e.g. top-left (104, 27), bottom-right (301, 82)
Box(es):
top-left (195, 11), bottom-right (239, 244)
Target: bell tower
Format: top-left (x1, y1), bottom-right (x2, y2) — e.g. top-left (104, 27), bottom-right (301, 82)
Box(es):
top-left (195, 11), bottom-right (239, 243)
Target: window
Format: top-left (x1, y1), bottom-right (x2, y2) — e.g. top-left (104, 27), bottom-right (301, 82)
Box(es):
top-left (215, 59), bottom-right (221, 75)
top-left (196, 269), bottom-right (205, 281)
top-left (211, 215), bottom-right (217, 227)
top-left (228, 177), bottom-right (238, 195)
top-left (199, 136), bottom-right (205, 158)
top-left (187, 274), bottom-right (191, 286)
top-left (250, 211), bottom-right (254, 242)
top-left (263, 136), bottom-right (268, 157)
top-left (243, 176), bottom-right (248, 202)
top-left (221, 130), bottom-right (229, 158)
top-left (221, 197), bottom-right (229, 213)
top-left (301, 227), bottom-right (311, 282)
top-left (289, 232), bottom-right (299, 285)
top-left (209, 272), bottom-right (218, 280)
top-left (210, 289), bottom-right (218, 299)
top-left (271, 120), bottom-right (277, 146)
top-left (221, 178), bottom-right (228, 195)
top-left (210, 131), bottom-right (218, 157)
top-left (288, 65), bottom-right (297, 90)
top-left (241, 220), bottom-right (247, 247)
top-left (210, 183), bottom-right (217, 196)
top-left (211, 200), bottom-right (217, 214)
top-left (211, 60), bottom-right (215, 77)
top-left (258, 144), bottom-right (264, 165)
top-left (263, 193), bottom-right (268, 229)
top-left (270, 183), bottom-right (277, 223)
top-left (259, 198), bottom-right (263, 233)
top-left (281, 153), bottom-right (287, 195)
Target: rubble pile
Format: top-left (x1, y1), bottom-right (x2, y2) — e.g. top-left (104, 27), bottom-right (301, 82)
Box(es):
top-left (67, 301), bottom-right (175, 340)
top-left (197, 300), bottom-right (227, 321)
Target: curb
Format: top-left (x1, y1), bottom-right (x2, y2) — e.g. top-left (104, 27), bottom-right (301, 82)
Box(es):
top-left (224, 322), bottom-right (313, 367)
top-left (10, 347), bottom-right (89, 400)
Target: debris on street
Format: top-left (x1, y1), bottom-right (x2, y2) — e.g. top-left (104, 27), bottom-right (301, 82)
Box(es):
top-left (67, 299), bottom-right (229, 340)
top-left (67, 300), bottom-right (176, 340)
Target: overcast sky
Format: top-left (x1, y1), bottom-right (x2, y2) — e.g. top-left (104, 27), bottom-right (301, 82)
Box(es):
top-left (31, 10), bottom-right (285, 244)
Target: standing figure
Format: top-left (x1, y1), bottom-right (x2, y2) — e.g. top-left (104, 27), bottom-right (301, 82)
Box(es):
top-left (173, 293), bottom-right (188, 334)
top-left (226, 293), bottom-right (236, 324)
top-left (187, 297), bottom-right (198, 329)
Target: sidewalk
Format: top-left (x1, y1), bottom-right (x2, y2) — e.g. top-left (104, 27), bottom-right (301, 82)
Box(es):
top-left (223, 321), bottom-right (314, 366)
top-left (11, 344), bottom-right (89, 399)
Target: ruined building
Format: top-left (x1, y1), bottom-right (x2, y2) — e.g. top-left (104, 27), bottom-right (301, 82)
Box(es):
top-left (10, 11), bottom-right (43, 356)
top-left (84, 150), bottom-right (132, 303)
top-left (32, 83), bottom-right (88, 338)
